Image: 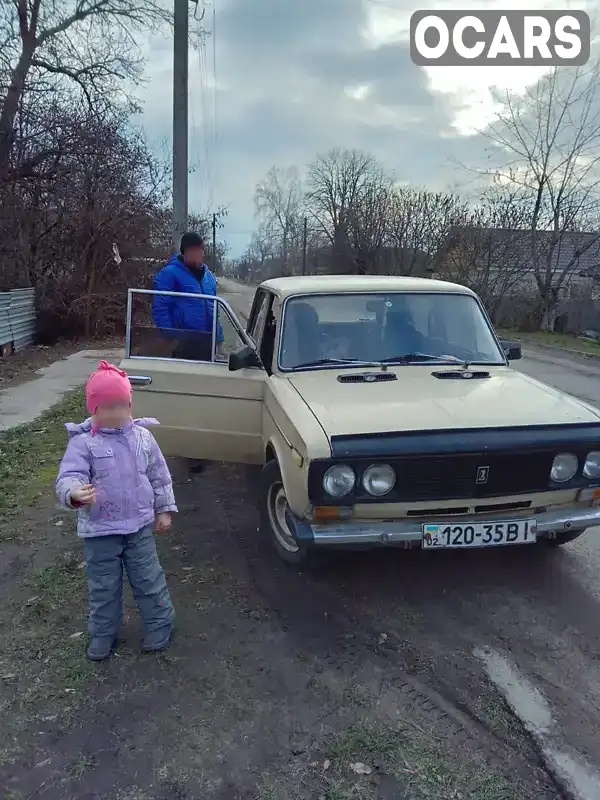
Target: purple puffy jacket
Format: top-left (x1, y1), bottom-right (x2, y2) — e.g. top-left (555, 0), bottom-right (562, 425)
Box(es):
top-left (56, 417), bottom-right (177, 538)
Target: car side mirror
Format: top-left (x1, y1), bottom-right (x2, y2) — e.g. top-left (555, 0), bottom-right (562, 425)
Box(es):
top-left (229, 345), bottom-right (262, 371)
top-left (500, 339), bottom-right (522, 361)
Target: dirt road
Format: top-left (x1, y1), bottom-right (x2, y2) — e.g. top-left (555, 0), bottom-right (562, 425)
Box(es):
top-left (2, 284), bottom-right (600, 798)
top-left (218, 283), bottom-right (600, 797)
top-left (0, 451), bottom-right (559, 800)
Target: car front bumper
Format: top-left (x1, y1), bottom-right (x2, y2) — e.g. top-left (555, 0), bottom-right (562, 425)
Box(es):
top-left (286, 506), bottom-right (600, 548)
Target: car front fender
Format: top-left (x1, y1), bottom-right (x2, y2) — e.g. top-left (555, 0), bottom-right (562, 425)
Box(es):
top-left (264, 432), bottom-right (312, 519)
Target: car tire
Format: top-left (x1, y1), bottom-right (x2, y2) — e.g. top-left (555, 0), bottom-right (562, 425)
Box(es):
top-left (542, 529), bottom-right (586, 547)
top-left (260, 459), bottom-right (321, 567)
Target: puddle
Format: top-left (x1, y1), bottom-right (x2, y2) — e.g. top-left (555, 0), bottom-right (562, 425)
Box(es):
top-left (475, 646), bottom-right (553, 735)
top-left (475, 646), bottom-right (600, 800)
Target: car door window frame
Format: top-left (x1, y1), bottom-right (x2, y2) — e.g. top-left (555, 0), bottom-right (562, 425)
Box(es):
top-left (245, 289), bottom-right (278, 374)
top-left (247, 289), bottom-right (270, 344)
top-left (125, 288), bottom-right (253, 364)
top-left (258, 294), bottom-right (277, 374)
top-left (246, 290), bottom-right (263, 336)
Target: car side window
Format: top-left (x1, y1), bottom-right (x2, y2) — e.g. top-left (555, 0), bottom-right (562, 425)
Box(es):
top-left (128, 291), bottom-right (246, 364)
top-left (249, 292), bottom-right (272, 355)
top-left (258, 295), bottom-right (277, 374)
top-left (214, 308), bottom-right (248, 363)
top-left (247, 290), bottom-right (269, 342)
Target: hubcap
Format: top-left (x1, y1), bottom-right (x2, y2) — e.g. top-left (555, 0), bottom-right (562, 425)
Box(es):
top-left (267, 482), bottom-right (299, 553)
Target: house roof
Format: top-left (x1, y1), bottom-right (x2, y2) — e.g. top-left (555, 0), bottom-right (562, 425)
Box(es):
top-left (437, 227), bottom-right (600, 278)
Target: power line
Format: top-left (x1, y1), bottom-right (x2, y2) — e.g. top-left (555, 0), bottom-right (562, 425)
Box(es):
top-left (188, 4), bottom-right (217, 212)
top-left (212, 0), bottom-right (218, 207)
top-left (188, 24), bottom-right (202, 190)
top-left (197, 25), bottom-right (213, 203)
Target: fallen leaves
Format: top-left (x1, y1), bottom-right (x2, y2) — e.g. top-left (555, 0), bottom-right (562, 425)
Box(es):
top-left (350, 762), bottom-right (372, 775)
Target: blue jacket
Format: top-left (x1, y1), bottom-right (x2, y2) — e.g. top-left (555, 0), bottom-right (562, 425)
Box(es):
top-left (152, 254), bottom-right (223, 342)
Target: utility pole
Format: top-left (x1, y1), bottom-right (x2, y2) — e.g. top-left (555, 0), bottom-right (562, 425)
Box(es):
top-left (172, 0), bottom-right (189, 250)
top-left (212, 212), bottom-right (217, 273)
top-left (302, 216), bottom-right (308, 275)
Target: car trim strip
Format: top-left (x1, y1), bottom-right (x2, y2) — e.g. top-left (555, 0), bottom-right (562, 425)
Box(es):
top-left (330, 423), bottom-right (600, 458)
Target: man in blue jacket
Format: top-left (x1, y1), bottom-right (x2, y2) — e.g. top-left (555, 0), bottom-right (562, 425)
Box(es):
top-left (153, 231), bottom-right (224, 361)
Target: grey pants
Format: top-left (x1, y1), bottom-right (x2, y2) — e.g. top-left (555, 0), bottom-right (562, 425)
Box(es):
top-left (83, 526), bottom-right (174, 639)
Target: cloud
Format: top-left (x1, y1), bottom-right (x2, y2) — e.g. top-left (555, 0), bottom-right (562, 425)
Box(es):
top-left (134, 0), bottom-right (599, 257)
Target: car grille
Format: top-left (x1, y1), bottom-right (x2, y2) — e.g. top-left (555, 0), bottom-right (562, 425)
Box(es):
top-left (393, 450), bottom-right (555, 501)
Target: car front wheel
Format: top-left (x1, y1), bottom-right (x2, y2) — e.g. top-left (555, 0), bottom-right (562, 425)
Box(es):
top-left (260, 459), bottom-right (316, 566)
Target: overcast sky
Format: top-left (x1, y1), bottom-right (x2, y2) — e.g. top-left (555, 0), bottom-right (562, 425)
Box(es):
top-left (135, 0), bottom-right (597, 257)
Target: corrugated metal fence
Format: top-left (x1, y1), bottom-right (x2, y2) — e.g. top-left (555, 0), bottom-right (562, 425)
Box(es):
top-left (0, 288), bottom-right (36, 353)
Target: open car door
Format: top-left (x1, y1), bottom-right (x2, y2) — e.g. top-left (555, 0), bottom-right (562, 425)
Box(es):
top-left (119, 288), bottom-right (265, 464)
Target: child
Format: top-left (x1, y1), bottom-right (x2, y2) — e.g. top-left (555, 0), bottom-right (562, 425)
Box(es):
top-left (56, 360), bottom-right (177, 662)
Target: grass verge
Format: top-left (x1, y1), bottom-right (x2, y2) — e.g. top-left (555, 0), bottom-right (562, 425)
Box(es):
top-left (0, 391), bottom-right (93, 765)
top-left (258, 722), bottom-right (517, 800)
top-left (0, 556), bottom-right (91, 765)
top-left (0, 391), bottom-right (86, 534)
top-left (499, 328), bottom-right (600, 356)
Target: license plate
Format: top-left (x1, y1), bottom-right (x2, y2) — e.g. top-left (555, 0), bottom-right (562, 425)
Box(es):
top-left (422, 519), bottom-right (536, 549)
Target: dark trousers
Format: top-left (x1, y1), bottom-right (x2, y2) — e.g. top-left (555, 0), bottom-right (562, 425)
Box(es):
top-left (83, 526), bottom-right (174, 639)
top-left (173, 335), bottom-right (212, 362)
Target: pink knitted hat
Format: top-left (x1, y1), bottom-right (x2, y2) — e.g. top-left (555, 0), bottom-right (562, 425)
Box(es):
top-left (86, 360), bottom-right (132, 414)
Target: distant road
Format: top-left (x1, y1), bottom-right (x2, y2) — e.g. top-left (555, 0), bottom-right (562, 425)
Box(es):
top-left (218, 277), bottom-right (254, 321)
top-left (517, 344), bottom-right (600, 410)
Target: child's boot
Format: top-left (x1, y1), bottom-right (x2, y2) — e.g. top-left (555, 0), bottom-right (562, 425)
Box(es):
top-left (142, 625), bottom-right (172, 653)
top-left (87, 636), bottom-right (116, 662)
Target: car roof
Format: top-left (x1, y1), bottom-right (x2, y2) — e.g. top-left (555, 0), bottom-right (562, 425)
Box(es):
top-left (259, 275), bottom-right (475, 299)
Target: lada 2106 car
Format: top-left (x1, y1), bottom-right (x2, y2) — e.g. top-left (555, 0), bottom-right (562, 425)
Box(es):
top-left (120, 275), bottom-right (600, 565)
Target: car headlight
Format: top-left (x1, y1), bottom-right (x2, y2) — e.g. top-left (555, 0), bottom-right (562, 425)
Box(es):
top-left (362, 464), bottom-right (396, 496)
top-left (323, 465), bottom-right (356, 497)
top-left (583, 451), bottom-right (600, 479)
top-left (550, 453), bottom-right (578, 483)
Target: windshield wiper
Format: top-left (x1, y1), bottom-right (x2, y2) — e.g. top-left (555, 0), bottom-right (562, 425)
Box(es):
top-left (293, 357), bottom-right (384, 369)
top-left (381, 352), bottom-right (468, 365)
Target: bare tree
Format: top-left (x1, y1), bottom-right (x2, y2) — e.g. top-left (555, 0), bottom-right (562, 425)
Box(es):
top-left (254, 165), bottom-right (303, 275)
top-left (484, 62), bottom-right (600, 329)
top-left (0, 102), bottom-right (171, 339)
top-left (306, 148), bottom-right (391, 274)
top-left (386, 188), bottom-right (468, 275)
top-left (0, 0), bottom-right (170, 181)
top-left (345, 176), bottom-right (392, 274)
top-left (435, 185), bottom-right (534, 322)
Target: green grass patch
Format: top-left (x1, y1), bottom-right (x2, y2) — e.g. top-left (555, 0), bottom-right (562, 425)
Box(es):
top-left (255, 778), bottom-right (288, 800)
top-left (328, 722), bottom-right (515, 799)
top-left (479, 693), bottom-right (525, 745)
top-left (0, 558), bottom-right (92, 763)
top-left (258, 722), bottom-right (519, 800)
top-left (0, 390), bottom-right (86, 532)
top-left (499, 328), bottom-right (600, 357)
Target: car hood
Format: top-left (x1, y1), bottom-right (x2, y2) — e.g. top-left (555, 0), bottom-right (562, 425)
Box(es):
top-left (287, 367), bottom-right (600, 437)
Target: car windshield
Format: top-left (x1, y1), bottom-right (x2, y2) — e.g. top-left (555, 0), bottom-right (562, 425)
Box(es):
top-left (278, 292), bottom-right (505, 370)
